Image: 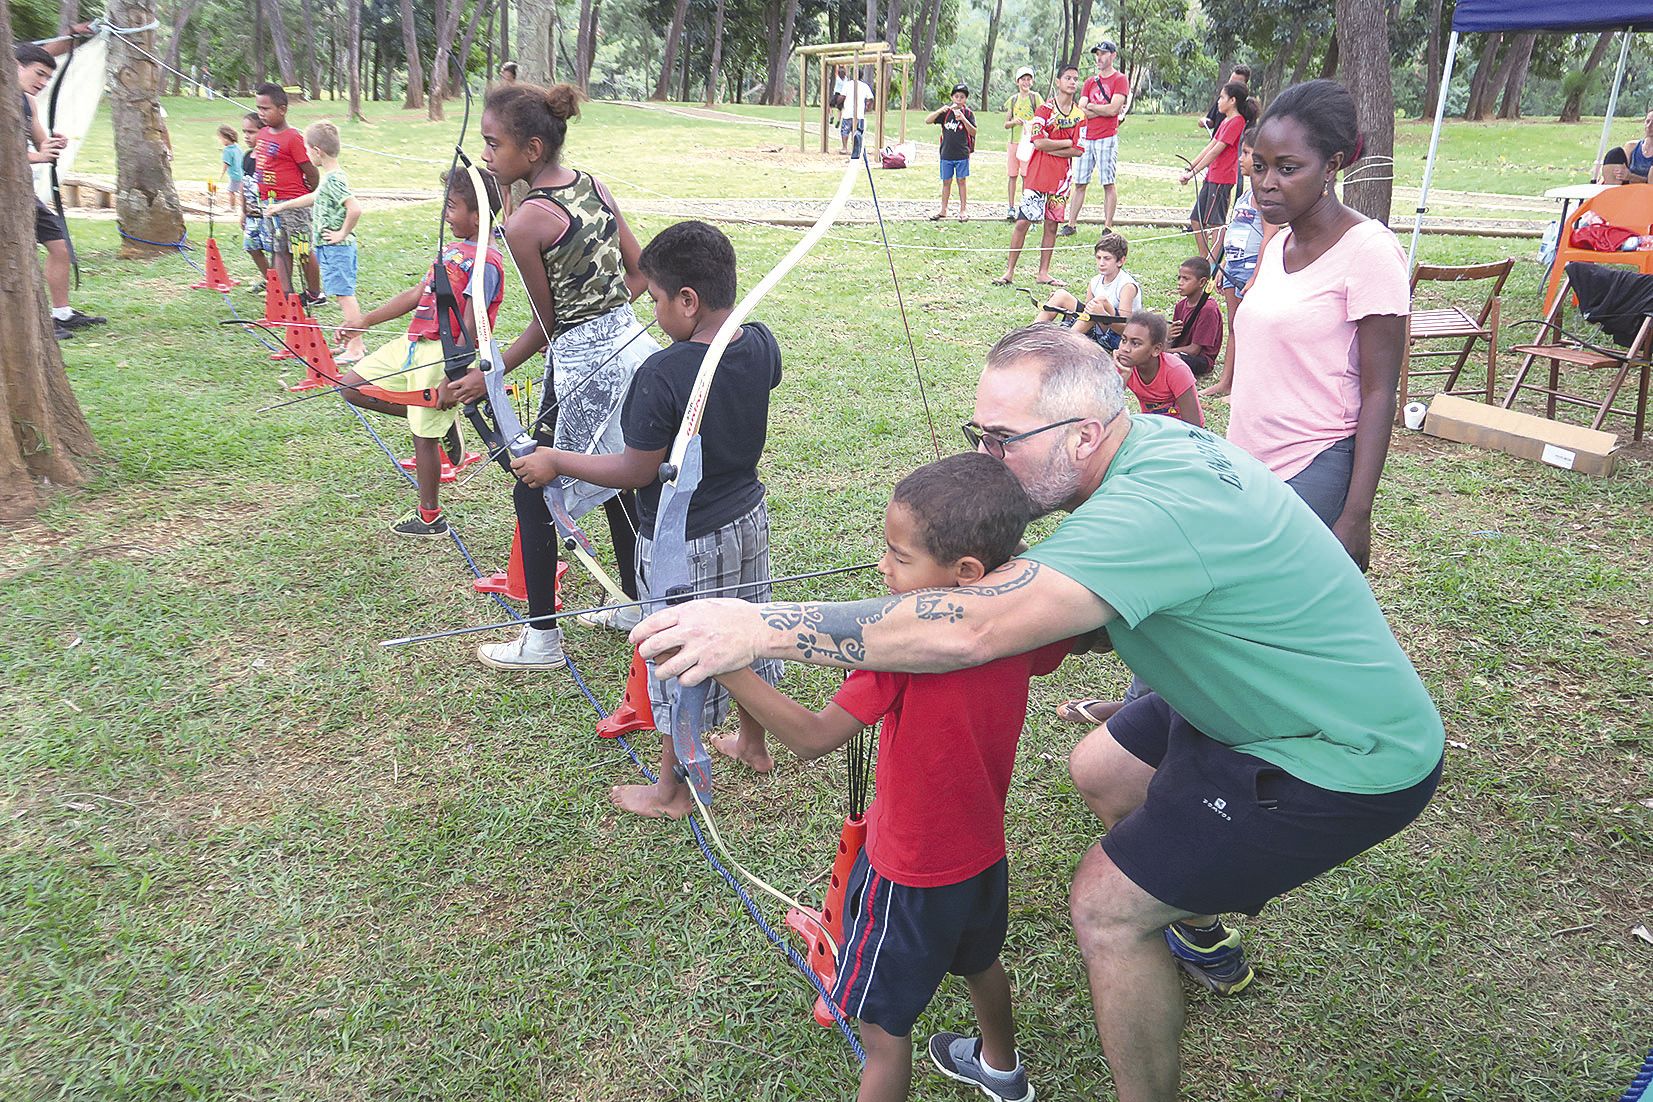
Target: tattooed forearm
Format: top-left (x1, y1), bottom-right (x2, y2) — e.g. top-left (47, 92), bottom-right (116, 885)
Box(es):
top-left (763, 597), bottom-right (900, 667)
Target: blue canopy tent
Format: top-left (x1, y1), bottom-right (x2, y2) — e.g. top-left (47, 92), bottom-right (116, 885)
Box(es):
top-left (1408, 0), bottom-right (1653, 266)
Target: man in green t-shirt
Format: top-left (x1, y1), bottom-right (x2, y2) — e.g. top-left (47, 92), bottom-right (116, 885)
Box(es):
top-left (634, 323), bottom-right (1445, 1102)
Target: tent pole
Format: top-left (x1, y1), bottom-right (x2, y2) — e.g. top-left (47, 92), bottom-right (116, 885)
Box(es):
top-left (1594, 28), bottom-right (1634, 178)
top-left (1408, 30), bottom-right (1459, 270)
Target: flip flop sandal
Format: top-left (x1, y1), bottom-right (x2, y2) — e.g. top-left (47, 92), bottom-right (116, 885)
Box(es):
top-left (1055, 698), bottom-right (1116, 725)
top-left (928, 212), bottom-right (946, 221)
top-left (991, 276), bottom-right (1013, 286)
top-left (1036, 278), bottom-right (1068, 288)
top-left (957, 214), bottom-right (970, 222)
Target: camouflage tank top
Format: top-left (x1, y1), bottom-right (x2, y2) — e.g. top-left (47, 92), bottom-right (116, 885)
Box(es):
top-left (523, 172), bottom-right (631, 338)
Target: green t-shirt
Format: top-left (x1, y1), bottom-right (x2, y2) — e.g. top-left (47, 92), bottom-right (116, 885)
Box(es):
top-left (314, 169), bottom-right (354, 245)
top-left (1022, 415), bottom-right (1443, 794)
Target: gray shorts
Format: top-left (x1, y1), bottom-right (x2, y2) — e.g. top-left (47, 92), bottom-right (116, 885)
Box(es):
top-left (1073, 136), bottom-right (1118, 186)
top-left (640, 499), bottom-right (783, 727)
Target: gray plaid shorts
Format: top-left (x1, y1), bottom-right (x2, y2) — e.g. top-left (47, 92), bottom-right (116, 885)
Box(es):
top-left (639, 499), bottom-right (783, 727)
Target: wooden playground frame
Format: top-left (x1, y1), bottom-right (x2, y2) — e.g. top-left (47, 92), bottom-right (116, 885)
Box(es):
top-left (794, 41), bottom-right (913, 155)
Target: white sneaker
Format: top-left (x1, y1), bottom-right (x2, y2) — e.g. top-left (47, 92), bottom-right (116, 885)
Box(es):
top-left (477, 626), bottom-right (565, 670)
top-left (576, 603), bottom-right (644, 633)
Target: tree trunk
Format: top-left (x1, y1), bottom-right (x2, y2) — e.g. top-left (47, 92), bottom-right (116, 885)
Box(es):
top-left (0, 0), bottom-right (97, 515)
top-left (298, 0), bottom-right (320, 99)
top-left (884, 0), bottom-right (903, 51)
top-left (348, 0), bottom-right (363, 119)
top-left (909, 0), bottom-right (940, 108)
top-left (253, 0), bottom-right (266, 83)
top-left (1070, 0), bottom-right (1092, 68)
top-left (1560, 30), bottom-right (1616, 124)
top-left (456, 0), bottom-right (496, 89)
top-left (760, 0), bottom-right (799, 105)
top-left (500, 0), bottom-right (509, 62)
top-left (427, 0), bottom-right (466, 120)
top-left (704, 0), bottom-right (727, 105)
top-left (1334, 0), bottom-right (1394, 223)
top-left (979, 0), bottom-right (1002, 111)
top-left (1497, 31), bottom-right (1537, 119)
top-left (1473, 32), bottom-right (1524, 121)
top-left (262, 0), bottom-right (299, 85)
top-left (57, 0), bottom-right (81, 37)
top-left (399, 0), bottom-right (425, 107)
top-left (579, 0), bottom-right (600, 86)
top-left (864, 0), bottom-right (875, 41)
top-left (1463, 32), bottom-right (1503, 121)
top-left (1290, 31), bottom-right (1321, 86)
top-left (654, 0), bottom-right (689, 100)
top-left (1320, 29), bottom-right (1339, 78)
top-left (515, 0), bottom-right (550, 84)
top-left (160, 0), bottom-right (200, 95)
top-left (1260, 24), bottom-right (1298, 100)
top-left (1417, 0), bottom-right (1443, 120)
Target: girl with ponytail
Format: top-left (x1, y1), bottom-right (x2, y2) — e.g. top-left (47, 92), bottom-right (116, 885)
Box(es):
top-left (1226, 78), bottom-right (1408, 573)
top-left (1179, 79), bottom-right (1259, 258)
top-left (463, 81), bottom-right (661, 669)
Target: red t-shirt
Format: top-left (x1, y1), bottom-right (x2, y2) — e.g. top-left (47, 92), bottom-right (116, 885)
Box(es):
top-left (1081, 71), bottom-right (1130, 139)
top-left (406, 239), bottom-right (506, 341)
top-left (254, 125), bottom-right (312, 201)
top-left (1172, 294), bottom-right (1224, 359)
top-left (1126, 352), bottom-right (1198, 417)
top-left (832, 639), bottom-right (1072, 888)
top-left (1207, 114), bottom-right (1246, 185)
top-left (1025, 100), bottom-right (1085, 194)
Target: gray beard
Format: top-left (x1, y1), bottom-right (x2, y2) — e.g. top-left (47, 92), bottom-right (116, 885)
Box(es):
top-left (1021, 447), bottom-right (1084, 516)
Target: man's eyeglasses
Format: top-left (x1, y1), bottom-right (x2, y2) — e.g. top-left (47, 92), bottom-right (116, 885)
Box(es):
top-left (961, 417), bottom-right (1084, 459)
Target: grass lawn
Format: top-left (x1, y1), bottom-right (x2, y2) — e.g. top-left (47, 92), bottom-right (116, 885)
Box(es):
top-left (5, 98), bottom-right (1651, 1100)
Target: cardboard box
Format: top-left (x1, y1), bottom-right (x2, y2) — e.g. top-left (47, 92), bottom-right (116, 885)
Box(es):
top-left (1422, 393), bottom-right (1619, 477)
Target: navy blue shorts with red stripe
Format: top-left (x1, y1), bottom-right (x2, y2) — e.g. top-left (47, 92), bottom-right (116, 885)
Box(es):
top-left (829, 850), bottom-right (1009, 1037)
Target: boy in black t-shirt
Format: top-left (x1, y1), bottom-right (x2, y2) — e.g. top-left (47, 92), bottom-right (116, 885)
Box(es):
top-left (925, 83), bottom-right (977, 221)
top-left (513, 220), bottom-right (783, 820)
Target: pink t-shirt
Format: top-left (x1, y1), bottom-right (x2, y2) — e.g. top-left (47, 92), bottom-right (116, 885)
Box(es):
top-left (1126, 352), bottom-right (1198, 417)
top-left (1227, 220), bottom-right (1410, 480)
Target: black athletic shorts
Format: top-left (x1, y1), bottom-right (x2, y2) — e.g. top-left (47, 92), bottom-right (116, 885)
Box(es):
top-left (34, 200), bottom-right (65, 244)
top-left (829, 850), bottom-right (1009, 1037)
top-left (1101, 693), bottom-right (1442, 918)
top-left (1189, 181), bottom-right (1234, 226)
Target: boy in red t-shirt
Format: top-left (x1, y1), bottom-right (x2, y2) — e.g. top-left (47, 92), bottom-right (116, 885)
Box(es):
top-left (253, 83), bottom-right (323, 305)
top-left (1114, 311), bottom-right (1203, 426)
top-left (714, 452), bottom-right (1072, 1102)
top-left (1167, 256), bottom-right (1223, 378)
top-left (341, 170), bottom-right (505, 536)
top-left (1178, 80), bottom-right (1253, 261)
top-left (995, 64), bottom-right (1097, 289)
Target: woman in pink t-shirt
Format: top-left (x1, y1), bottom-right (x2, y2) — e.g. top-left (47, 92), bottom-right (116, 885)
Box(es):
top-left (1227, 79), bottom-right (1409, 572)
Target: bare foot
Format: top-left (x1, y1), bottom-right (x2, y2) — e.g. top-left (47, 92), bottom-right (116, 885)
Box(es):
top-left (1199, 385), bottom-right (1230, 399)
top-left (611, 781), bottom-right (694, 819)
top-left (710, 732), bottom-right (775, 774)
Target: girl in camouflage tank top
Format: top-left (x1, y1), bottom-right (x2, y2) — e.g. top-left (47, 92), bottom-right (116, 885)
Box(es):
top-left (468, 81), bottom-right (662, 670)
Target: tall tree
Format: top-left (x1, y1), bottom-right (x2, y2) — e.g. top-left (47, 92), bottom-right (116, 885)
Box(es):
top-left (1334, 0), bottom-right (1393, 223)
top-left (348, 0), bottom-right (364, 118)
top-left (979, 0), bottom-right (1002, 111)
top-left (1418, 0), bottom-right (1443, 120)
top-left (399, 0), bottom-right (425, 106)
top-left (864, 0), bottom-right (875, 41)
top-left (160, 0), bottom-right (201, 95)
top-left (909, 0), bottom-right (941, 107)
top-left (1560, 30), bottom-right (1616, 123)
top-left (456, 0), bottom-right (498, 88)
top-left (499, 0), bottom-right (509, 64)
top-left (427, 0), bottom-right (466, 119)
top-left (262, 0), bottom-right (299, 84)
top-left (1497, 31), bottom-right (1538, 119)
top-left (0, 0), bottom-right (97, 518)
top-left (299, 0), bottom-right (322, 99)
top-left (1463, 32), bottom-right (1503, 120)
top-left (884, 0), bottom-right (903, 51)
top-left (576, 0), bottom-right (600, 86)
top-left (653, 0), bottom-right (689, 99)
top-left (705, 0), bottom-right (727, 104)
top-left (516, 0), bottom-right (549, 84)
top-left (759, 0), bottom-right (800, 105)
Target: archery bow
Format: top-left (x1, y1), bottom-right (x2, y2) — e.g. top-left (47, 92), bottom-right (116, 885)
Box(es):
top-left (648, 154), bottom-right (863, 807)
top-left (44, 28), bottom-right (78, 289)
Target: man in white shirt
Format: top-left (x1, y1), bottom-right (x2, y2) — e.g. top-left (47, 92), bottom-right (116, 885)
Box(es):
top-left (837, 68), bottom-right (876, 157)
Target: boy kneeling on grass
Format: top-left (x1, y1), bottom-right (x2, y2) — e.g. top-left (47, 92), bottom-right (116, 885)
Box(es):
top-left (341, 168), bottom-right (504, 536)
top-left (713, 451), bottom-right (1073, 1102)
top-left (508, 220), bottom-right (782, 819)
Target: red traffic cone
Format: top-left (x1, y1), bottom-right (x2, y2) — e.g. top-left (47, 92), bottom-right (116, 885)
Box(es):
top-left (190, 237), bottom-right (241, 291)
top-left (473, 523), bottom-right (534, 600)
top-left (787, 814), bottom-right (867, 1028)
top-left (270, 293), bottom-right (306, 361)
top-left (262, 277), bottom-right (286, 326)
top-left (596, 644), bottom-right (655, 739)
top-left (285, 309), bottom-right (338, 391)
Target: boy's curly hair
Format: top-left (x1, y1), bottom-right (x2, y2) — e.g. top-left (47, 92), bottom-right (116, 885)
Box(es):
top-left (892, 453), bottom-right (1032, 573)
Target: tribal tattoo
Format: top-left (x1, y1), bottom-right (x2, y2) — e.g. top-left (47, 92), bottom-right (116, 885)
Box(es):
top-left (761, 562), bottom-right (1044, 668)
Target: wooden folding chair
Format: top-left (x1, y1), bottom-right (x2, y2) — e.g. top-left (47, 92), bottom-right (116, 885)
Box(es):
top-left (1402, 258), bottom-right (1515, 415)
top-left (1504, 274), bottom-right (1653, 441)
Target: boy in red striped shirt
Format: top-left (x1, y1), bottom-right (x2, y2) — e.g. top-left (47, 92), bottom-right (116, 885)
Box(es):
top-left (714, 452), bottom-right (1073, 1102)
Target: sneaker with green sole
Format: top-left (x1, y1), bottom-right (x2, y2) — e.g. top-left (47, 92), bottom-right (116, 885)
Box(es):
top-left (389, 510), bottom-right (449, 537)
top-left (1164, 920), bottom-right (1255, 995)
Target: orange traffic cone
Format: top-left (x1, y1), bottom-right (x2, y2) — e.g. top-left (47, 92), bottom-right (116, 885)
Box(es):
top-left (596, 645), bottom-right (655, 739)
top-left (473, 523), bottom-right (533, 600)
top-left (285, 308), bottom-right (338, 391)
top-left (262, 277), bottom-right (286, 326)
top-left (190, 237), bottom-right (241, 292)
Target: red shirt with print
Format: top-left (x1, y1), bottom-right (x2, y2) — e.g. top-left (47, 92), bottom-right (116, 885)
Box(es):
top-left (406, 239), bottom-right (506, 341)
top-left (1207, 114), bottom-right (1246, 185)
top-left (1081, 71), bottom-right (1130, 140)
top-left (1024, 100), bottom-right (1085, 194)
top-left (1126, 353), bottom-right (1199, 417)
top-left (254, 125), bottom-right (312, 201)
top-left (832, 639), bottom-right (1071, 888)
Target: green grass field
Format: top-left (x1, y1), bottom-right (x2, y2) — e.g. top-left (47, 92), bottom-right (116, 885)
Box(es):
top-left (4, 97), bottom-right (1651, 1100)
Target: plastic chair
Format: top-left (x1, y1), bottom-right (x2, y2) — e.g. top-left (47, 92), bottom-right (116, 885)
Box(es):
top-left (1541, 184), bottom-right (1653, 314)
top-left (1403, 258), bottom-right (1514, 413)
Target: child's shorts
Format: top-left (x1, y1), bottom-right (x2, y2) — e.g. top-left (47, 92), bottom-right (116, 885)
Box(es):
top-left (638, 499), bottom-right (783, 729)
top-left (243, 220), bottom-right (272, 253)
top-left (1217, 256), bottom-right (1257, 298)
top-left (355, 336), bottom-right (457, 438)
top-left (940, 157), bottom-right (971, 181)
top-left (315, 242), bottom-right (358, 297)
top-left (1189, 181), bottom-right (1234, 226)
top-left (830, 851), bottom-right (1010, 1037)
top-left (274, 204), bottom-right (313, 256)
top-left (1007, 144), bottom-right (1029, 178)
top-left (1063, 315), bottom-right (1119, 352)
top-left (1016, 187), bottom-right (1067, 225)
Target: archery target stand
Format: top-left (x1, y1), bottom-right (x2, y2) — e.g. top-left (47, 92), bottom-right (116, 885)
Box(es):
top-left (397, 451), bottom-right (484, 484)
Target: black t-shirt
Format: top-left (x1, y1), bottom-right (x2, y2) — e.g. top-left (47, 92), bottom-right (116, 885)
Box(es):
top-left (936, 105), bottom-right (975, 160)
top-left (622, 321), bottom-right (782, 540)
